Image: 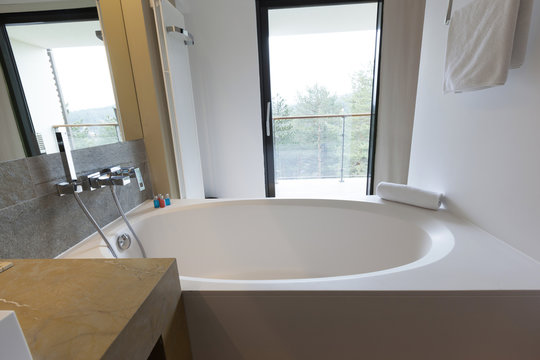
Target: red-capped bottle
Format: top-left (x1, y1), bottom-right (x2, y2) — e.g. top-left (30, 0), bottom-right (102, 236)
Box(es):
top-left (159, 194), bottom-right (165, 208)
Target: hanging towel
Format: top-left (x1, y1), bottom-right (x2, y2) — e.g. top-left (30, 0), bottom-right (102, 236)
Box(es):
top-left (444, 0), bottom-right (520, 94)
top-left (510, 0), bottom-right (534, 68)
top-left (376, 182), bottom-right (443, 210)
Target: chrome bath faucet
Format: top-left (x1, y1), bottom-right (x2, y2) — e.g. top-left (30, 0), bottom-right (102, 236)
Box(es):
top-left (54, 129), bottom-right (147, 259)
top-left (55, 130), bottom-right (143, 196)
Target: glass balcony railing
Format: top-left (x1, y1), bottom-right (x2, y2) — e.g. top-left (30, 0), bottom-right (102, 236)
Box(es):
top-left (52, 123), bottom-right (121, 151)
top-left (273, 113), bottom-right (371, 182)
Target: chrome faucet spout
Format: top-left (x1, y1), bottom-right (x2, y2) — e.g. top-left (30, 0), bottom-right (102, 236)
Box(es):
top-left (55, 129), bottom-right (83, 196)
top-left (55, 129), bottom-right (77, 182)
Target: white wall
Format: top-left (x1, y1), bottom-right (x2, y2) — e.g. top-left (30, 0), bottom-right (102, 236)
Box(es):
top-left (409, 0), bottom-right (540, 260)
top-left (183, 0), bottom-right (266, 198)
top-left (11, 40), bottom-right (64, 154)
top-left (0, 68), bottom-right (25, 161)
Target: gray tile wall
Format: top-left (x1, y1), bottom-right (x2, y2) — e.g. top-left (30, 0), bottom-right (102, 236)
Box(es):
top-left (0, 139), bottom-right (153, 258)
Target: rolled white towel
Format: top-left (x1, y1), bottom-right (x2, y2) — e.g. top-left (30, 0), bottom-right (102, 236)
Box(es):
top-left (376, 182), bottom-right (443, 210)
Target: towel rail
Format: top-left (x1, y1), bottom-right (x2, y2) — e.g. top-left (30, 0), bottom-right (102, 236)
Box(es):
top-left (166, 25), bottom-right (194, 45)
top-left (445, 0), bottom-right (453, 25)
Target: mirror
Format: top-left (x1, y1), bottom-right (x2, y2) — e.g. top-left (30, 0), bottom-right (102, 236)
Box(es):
top-left (0, 5), bottom-right (139, 162)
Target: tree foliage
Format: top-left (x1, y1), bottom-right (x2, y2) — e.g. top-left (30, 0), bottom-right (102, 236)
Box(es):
top-left (273, 70), bottom-right (374, 179)
top-left (350, 68), bottom-right (374, 113)
top-left (67, 106), bottom-right (120, 150)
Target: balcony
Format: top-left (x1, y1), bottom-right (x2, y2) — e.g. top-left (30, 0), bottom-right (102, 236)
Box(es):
top-left (273, 113), bottom-right (371, 200)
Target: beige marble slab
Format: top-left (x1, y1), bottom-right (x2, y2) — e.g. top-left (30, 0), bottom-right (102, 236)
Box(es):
top-left (0, 258), bottom-right (185, 360)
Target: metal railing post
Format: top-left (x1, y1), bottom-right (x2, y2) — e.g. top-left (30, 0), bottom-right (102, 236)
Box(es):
top-left (340, 115), bottom-right (346, 182)
top-left (115, 124), bottom-right (122, 142)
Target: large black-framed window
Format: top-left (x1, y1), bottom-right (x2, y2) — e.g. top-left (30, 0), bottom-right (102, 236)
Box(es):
top-left (0, 7), bottom-right (99, 157)
top-left (256, 0), bottom-right (383, 197)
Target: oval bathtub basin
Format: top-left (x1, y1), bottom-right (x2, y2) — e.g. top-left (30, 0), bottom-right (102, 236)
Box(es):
top-left (129, 200), bottom-right (444, 281)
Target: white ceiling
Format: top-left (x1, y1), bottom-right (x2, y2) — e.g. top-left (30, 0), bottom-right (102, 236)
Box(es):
top-left (7, 21), bottom-right (102, 48)
top-left (269, 3), bottom-right (379, 37)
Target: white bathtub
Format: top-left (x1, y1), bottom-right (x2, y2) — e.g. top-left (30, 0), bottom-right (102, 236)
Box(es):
top-left (59, 197), bottom-right (540, 291)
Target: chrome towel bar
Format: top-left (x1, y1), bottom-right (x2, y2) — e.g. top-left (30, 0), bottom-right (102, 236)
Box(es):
top-left (166, 25), bottom-right (194, 45)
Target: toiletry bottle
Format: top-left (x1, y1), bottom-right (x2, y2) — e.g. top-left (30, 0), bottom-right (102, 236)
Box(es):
top-left (153, 195), bottom-right (160, 208)
top-left (159, 194), bottom-right (165, 208)
top-left (165, 194), bottom-right (171, 206)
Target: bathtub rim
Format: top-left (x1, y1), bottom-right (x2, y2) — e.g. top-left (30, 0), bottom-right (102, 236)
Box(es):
top-left (58, 197), bottom-right (456, 283)
top-left (58, 196), bottom-right (540, 290)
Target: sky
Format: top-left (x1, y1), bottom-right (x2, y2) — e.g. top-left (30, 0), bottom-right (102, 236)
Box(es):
top-left (269, 30), bottom-right (377, 104)
top-left (52, 46), bottom-right (116, 112)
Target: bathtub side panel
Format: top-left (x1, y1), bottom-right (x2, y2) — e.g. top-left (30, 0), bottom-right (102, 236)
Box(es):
top-left (183, 291), bottom-right (540, 360)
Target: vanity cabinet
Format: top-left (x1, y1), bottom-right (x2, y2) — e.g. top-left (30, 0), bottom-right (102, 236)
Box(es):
top-left (0, 258), bottom-right (191, 359)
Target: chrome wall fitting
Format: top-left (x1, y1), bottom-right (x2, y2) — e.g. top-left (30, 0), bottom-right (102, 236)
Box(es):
top-left (117, 233), bottom-right (132, 250)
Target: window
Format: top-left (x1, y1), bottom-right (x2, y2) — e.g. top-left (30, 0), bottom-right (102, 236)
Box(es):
top-left (256, 0), bottom-right (383, 199)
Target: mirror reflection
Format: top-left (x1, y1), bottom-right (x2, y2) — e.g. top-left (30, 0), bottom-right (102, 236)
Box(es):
top-left (0, 8), bottom-right (122, 158)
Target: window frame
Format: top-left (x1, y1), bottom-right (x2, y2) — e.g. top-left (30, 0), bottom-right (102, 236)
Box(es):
top-left (0, 7), bottom-right (99, 157)
top-left (255, 0), bottom-right (384, 197)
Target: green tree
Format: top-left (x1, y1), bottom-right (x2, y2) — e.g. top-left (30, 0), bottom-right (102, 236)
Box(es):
top-left (346, 68), bottom-right (374, 176)
top-left (291, 84), bottom-right (342, 177)
top-left (292, 84), bottom-right (341, 116)
top-left (68, 108), bottom-right (119, 150)
top-left (272, 94), bottom-right (294, 143)
top-left (272, 94), bottom-right (293, 179)
top-left (272, 94), bottom-right (290, 117)
top-left (273, 72), bottom-right (375, 180)
top-left (349, 68), bottom-right (374, 114)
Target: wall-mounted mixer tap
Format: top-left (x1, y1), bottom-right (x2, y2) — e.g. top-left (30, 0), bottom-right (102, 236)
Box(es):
top-left (54, 129), bottom-right (120, 258)
top-left (86, 167), bottom-right (144, 191)
top-left (54, 129), bottom-right (147, 258)
top-left (87, 171), bottom-right (131, 190)
top-left (117, 167), bottom-right (146, 191)
top-left (97, 174), bottom-right (131, 187)
top-left (55, 130), bottom-right (143, 195)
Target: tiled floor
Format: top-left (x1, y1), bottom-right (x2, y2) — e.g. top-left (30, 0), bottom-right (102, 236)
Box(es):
top-left (275, 177), bottom-right (368, 200)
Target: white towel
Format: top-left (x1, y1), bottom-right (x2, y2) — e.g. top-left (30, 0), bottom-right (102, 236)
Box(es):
top-left (376, 182), bottom-right (443, 210)
top-left (444, 0), bottom-right (520, 94)
top-left (510, 0), bottom-right (534, 68)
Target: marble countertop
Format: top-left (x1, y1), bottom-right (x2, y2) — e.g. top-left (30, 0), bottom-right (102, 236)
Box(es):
top-left (0, 258), bottom-right (185, 360)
